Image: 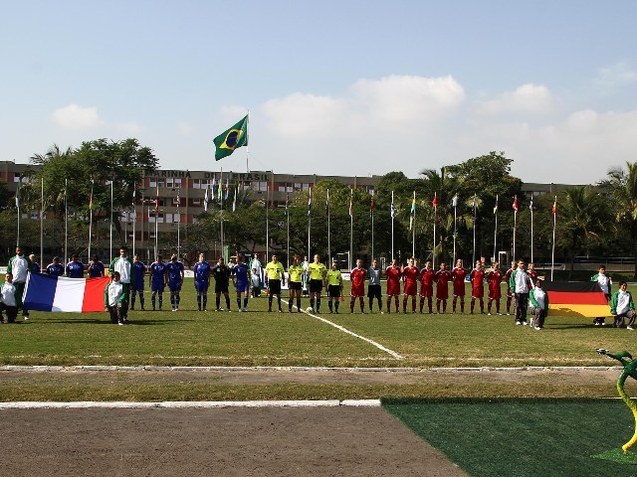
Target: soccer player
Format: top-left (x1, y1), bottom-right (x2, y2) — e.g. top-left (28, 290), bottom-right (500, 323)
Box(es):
top-left (149, 255), bottom-right (167, 311)
top-left (367, 259), bottom-right (383, 313)
top-left (0, 273), bottom-right (18, 324)
top-left (28, 254), bottom-right (40, 274)
top-left (326, 261), bottom-right (343, 313)
top-left (510, 259), bottom-right (533, 326)
top-left (87, 256), bottom-right (105, 278)
top-left (109, 247), bottom-right (134, 321)
top-left (504, 260), bottom-right (517, 315)
top-left (104, 271), bottom-right (125, 325)
top-left (307, 254), bottom-right (327, 313)
top-left (130, 255), bottom-right (146, 311)
top-left (66, 254), bottom-right (85, 278)
top-left (287, 255), bottom-right (304, 312)
top-left (350, 258), bottom-right (366, 313)
top-left (232, 255), bottom-right (251, 312)
top-left (451, 259), bottom-right (467, 314)
top-left (46, 256), bottom-right (64, 277)
top-left (211, 257), bottom-right (231, 312)
top-left (419, 261), bottom-right (435, 314)
top-left (402, 258), bottom-right (419, 313)
top-left (435, 262), bottom-right (451, 313)
top-left (265, 254), bottom-right (285, 312)
top-left (165, 254), bottom-right (185, 311)
top-left (528, 262), bottom-right (538, 283)
top-left (385, 259), bottom-right (401, 314)
top-left (193, 253), bottom-right (211, 311)
top-left (486, 262), bottom-right (504, 315)
top-left (591, 265), bottom-right (612, 326)
top-left (470, 260), bottom-right (485, 314)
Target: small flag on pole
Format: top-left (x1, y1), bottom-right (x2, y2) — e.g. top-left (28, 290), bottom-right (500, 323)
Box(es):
top-left (285, 192), bottom-right (290, 215)
top-left (390, 190), bottom-right (396, 218)
top-left (370, 190), bottom-right (375, 216)
top-left (451, 194), bottom-right (458, 208)
top-left (225, 178), bottom-right (230, 201)
top-left (432, 192), bottom-right (438, 209)
top-left (409, 191), bottom-right (416, 230)
top-left (493, 194), bottom-right (499, 215)
top-left (552, 196), bottom-right (557, 216)
top-left (213, 115), bottom-right (248, 160)
top-left (529, 196), bottom-right (534, 210)
top-left (512, 195), bottom-right (519, 213)
top-left (232, 185), bottom-right (237, 212)
top-left (204, 185), bottom-right (209, 212)
top-left (307, 187), bottom-right (312, 217)
top-left (211, 177), bottom-right (217, 202)
top-left (348, 189), bottom-right (353, 218)
top-left (326, 188), bottom-right (330, 211)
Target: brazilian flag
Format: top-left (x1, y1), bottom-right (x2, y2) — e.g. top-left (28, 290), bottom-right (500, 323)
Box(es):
top-left (213, 115), bottom-right (248, 160)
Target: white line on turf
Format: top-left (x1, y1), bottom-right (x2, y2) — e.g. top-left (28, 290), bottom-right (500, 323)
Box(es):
top-left (282, 299), bottom-right (403, 360)
top-left (0, 399), bottom-right (382, 410)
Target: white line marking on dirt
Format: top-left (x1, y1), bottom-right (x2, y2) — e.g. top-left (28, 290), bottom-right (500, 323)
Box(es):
top-left (282, 299), bottom-right (403, 360)
top-left (0, 399), bottom-right (382, 410)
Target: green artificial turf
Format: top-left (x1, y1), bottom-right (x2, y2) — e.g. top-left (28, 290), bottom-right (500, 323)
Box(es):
top-left (384, 398), bottom-right (637, 477)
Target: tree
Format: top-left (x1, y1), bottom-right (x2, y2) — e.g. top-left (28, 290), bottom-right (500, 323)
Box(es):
top-left (600, 161), bottom-right (637, 277)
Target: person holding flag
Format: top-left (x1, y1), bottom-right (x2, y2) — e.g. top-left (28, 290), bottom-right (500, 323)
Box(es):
top-left (46, 256), bottom-right (64, 277)
top-left (451, 259), bottom-right (467, 314)
top-left (385, 258), bottom-right (401, 314)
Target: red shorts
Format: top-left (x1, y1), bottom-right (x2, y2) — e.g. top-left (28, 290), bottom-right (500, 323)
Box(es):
top-left (472, 286), bottom-right (484, 299)
top-left (436, 285), bottom-right (449, 300)
top-left (351, 284), bottom-right (365, 297)
top-left (404, 282), bottom-right (417, 296)
top-left (387, 280), bottom-right (401, 296)
top-left (453, 282), bottom-right (465, 296)
top-left (489, 285), bottom-right (501, 300)
top-left (420, 285), bottom-right (433, 297)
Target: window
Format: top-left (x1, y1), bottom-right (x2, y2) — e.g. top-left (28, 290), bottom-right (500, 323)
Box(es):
top-left (149, 178), bottom-right (165, 188)
top-left (149, 212), bottom-right (164, 224)
top-left (193, 179), bottom-right (208, 190)
top-left (192, 198), bottom-right (201, 205)
top-left (252, 181), bottom-right (268, 192)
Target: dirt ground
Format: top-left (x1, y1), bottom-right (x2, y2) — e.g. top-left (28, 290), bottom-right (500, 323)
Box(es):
top-left (0, 407), bottom-right (467, 477)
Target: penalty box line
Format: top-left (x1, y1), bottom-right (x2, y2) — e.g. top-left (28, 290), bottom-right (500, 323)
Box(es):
top-left (281, 299), bottom-right (403, 360)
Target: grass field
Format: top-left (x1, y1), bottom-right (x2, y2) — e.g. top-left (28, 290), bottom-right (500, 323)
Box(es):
top-left (384, 398), bottom-right (637, 477)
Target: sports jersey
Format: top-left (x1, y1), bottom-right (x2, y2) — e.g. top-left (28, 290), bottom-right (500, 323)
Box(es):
top-left (402, 266), bottom-right (419, 295)
top-left (288, 265), bottom-right (304, 283)
top-left (505, 267), bottom-right (516, 295)
top-left (193, 261), bottom-right (211, 284)
top-left (131, 261), bottom-right (146, 290)
top-left (528, 269), bottom-right (538, 283)
top-left (265, 261), bottom-right (285, 281)
top-left (46, 263), bottom-right (64, 276)
top-left (486, 270), bottom-right (503, 299)
top-left (326, 269), bottom-right (342, 286)
top-left (350, 267), bottom-right (366, 296)
top-left (435, 269), bottom-right (451, 300)
top-left (66, 260), bottom-right (85, 278)
top-left (419, 268), bottom-right (436, 297)
top-left (232, 263), bottom-right (250, 287)
top-left (385, 266), bottom-right (402, 296)
top-left (470, 268), bottom-right (485, 298)
top-left (308, 262), bottom-right (326, 280)
top-left (451, 267), bottom-right (466, 296)
top-left (88, 261), bottom-right (105, 278)
top-left (166, 261), bottom-right (185, 290)
top-left (149, 261), bottom-right (167, 291)
top-left (212, 264), bottom-right (231, 289)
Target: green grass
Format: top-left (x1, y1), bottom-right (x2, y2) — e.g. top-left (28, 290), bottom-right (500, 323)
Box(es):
top-left (384, 398), bottom-right (637, 477)
top-left (1, 279), bottom-right (635, 367)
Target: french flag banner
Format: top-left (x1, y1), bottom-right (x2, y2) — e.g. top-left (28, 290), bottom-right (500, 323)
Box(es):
top-left (23, 273), bottom-right (110, 313)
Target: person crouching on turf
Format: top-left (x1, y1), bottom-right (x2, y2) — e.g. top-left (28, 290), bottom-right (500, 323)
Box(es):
top-left (326, 261), bottom-right (343, 313)
top-left (529, 278), bottom-right (548, 330)
top-left (149, 255), bottom-right (166, 311)
top-left (610, 281), bottom-right (636, 329)
top-left (0, 273), bottom-right (18, 324)
top-left (265, 254), bottom-right (285, 312)
top-left (232, 255), bottom-right (251, 312)
top-left (212, 257), bottom-right (231, 312)
top-left (193, 253), bottom-right (211, 311)
top-left (287, 255), bottom-right (304, 312)
top-left (104, 271), bottom-right (126, 325)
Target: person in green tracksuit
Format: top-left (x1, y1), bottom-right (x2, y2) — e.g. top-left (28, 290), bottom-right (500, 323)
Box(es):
top-left (591, 265), bottom-right (612, 326)
top-left (104, 271), bottom-right (126, 325)
top-left (528, 278), bottom-right (549, 330)
top-left (610, 281), bottom-right (636, 330)
top-left (109, 247), bottom-right (135, 322)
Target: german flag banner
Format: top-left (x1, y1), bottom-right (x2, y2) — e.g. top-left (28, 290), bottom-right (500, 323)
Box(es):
top-left (543, 281), bottom-right (609, 318)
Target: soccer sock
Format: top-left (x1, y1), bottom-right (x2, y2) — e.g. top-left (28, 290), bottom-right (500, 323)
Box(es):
top-left (471, 299), bottom-right (475, 314)
top-left (328, 300), bottom-right (333, 312)
top-left (170, 292), bottom-right (175, 308)
top-left (176, 294), bottom-right (180, 308)
top-left (237, 298), bottom-right (241, 309)
top-left (203, 295), bottom-right (207, 310)
top-left (277, 296), bottom-right (282, 310)
top-left (452, 298), bottom-right (456, 313)
top-left (197, 294), bottom-right (202, 311)
top-left (360, 298), bottom-right (364, 312)
top-left (460, 300), bottom-right (465, 312)
top-left (428, 297), bottom-right (432, 313)
top-left (369, 298), bottom-right (373, 311)
top-left (244, 297), bottom-right (249, 308)
top-left (289, 299), bottom-right (293, 311)
top-left (268, 296), bottom-right (273, 310)
top-left (225, 295), bottom-right (230, 309)
top-left (387, 299), bottom-right (391, 313)
top-left (442, 300), bottom-right (447, 312)
top-left (403, 297), bottom-right (407, 313)
top-left (350, 298), bottom-right (355, 312)
top-left (420, 297), bottom-right (424, 313)
top-left (158, 294), bottom-right (163, 309)
top-left (395, 297), bottom-right (399, 313)
top-left (488, 300), bottom-right (492, 314)
top-left (152, 293), bottom-right (156, 310)
top-left (496, 301), bottom-right (500, 313)
top-left (316, 298), bottom-right (321, 312)
top-left (131, 293), bottom-right (136, 310)
top-left (216, 294), bottom-right (221, 310)
top-left (296, 297), bottom-right (301, 311)
top-left (310, 298), bottom-right (315, 310)
top-left (411, 296), bottom-right (416, 312)
top-left (480, 299), bottom-right (484, 313)
top-left (335, 301), bottom-right (339, 312)
top-left (139, 294), bottom-right (144, 309)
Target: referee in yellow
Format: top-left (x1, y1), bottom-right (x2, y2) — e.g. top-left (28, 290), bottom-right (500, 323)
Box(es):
top-left (265, 254), bottom-right (286, 312)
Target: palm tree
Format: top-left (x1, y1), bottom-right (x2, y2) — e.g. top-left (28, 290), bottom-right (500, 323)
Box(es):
top-left (600, 161), bottom-right (637, 277)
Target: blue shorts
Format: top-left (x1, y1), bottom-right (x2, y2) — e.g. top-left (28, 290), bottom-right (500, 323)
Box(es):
top-left (151, 280), bottom-right (165, 292)
top-left (168, 280), bottom-right (182, 292)
top-left (236, 281), bottom-right (250, 293)
top-left (194, 280), bottom-right (209, 293)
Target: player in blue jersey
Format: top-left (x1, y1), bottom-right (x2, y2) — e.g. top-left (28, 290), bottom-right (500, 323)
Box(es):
top-left (130, 255), bottom-right (147, 310)
top-left (66, 254), bottom-right (85, 278)
top-left (232, 255), bottom-right (251, 312)
top-left (149, 255), bottom-right (167, 311)
top-left (193, 253), bottom-right (211, 311)
top-left (166, 254), bottom-right (185, 311)
top-left (46, 256), bottom-right (65, 276)
top-left (87, 256), bottom-right (105, 278)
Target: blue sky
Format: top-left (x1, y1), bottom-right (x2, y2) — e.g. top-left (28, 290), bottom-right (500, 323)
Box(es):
top-left (2, 0), bottom-right (636, 183)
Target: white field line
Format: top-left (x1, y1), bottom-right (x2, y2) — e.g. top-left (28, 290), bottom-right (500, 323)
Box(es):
top-left (281, 299), bottom-right (403, 360)
top-left (0, 399), bottom-right (382, 410)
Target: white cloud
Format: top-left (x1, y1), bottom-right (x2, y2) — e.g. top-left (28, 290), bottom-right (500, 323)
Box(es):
top-left (596, 61), bottom-right (637, 87)
top-left (51, 104), bottom-right (102, 130)
top-left (475, 84), bottom-right (554, 115)
top-left (117, 121), bottom-right (142, 135)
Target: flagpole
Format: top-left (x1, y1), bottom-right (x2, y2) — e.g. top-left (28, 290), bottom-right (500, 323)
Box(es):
top-left (551, 196), bottom-right (557, 281)
top-left (327, 189), bottom-right (331, 265)
top-left (391, 190), bottom-right (395, 259)
top-left (370, 191), bottom-right (375, 261)
top-left (265, 183), bottom-right (269, 260)
top-left (39, 178), bottom-right (44, 271)
top-left (492, 194), bottom-right (498, 263)
top-left (349, 189), bottom-right (354, 270)
top-left (472, 195), bottom-right (477, 267)
top-left (16, 178), bottom-right (20, 247)
top-left (220, 168), bottom-right (224, 261)
top-left (530, 199), bottom-right (534, 264)
top-left (411, 190), bottom-right (416, 259)
top-left (132, 183), bottom-right (136, 257)
top-left (176, 187), bottom-right (181, 259)
top-left (246, 110), bottom-right (250, 172)
top-left (452, 195), bottom-right (457, 265)
top-left (109, 180), bottom-right (114, 264)
top-left (64, 178), bottom-right (68, 264)
top-left (432, 194), bottom-right (437, 268)
top-left (286, 194), bottom-right (290, 269)
top-left (154, 185), bottom-right (159, 259)
top-left (512, 196), bottom-right (517, 263)
top-left (307, 188), bottom-right (312, 262)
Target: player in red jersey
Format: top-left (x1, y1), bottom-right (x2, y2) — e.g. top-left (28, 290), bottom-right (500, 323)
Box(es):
top-left (350, 258), bottom-right (367, 313)
top-left (451, 259), bottom-right (467, 314)
top-left (402, 258), bottom-right (419, 313)
top-left (470, 260), bottom-right (485, 314)
top-left (419, 260), bottom-right (436, 313)
top-left (435, 262), bottom-right (451, 313)
top-left (486, 262), bottom-right (504, 315)
top-left (385, 258), bottom-right (401, 313)
top-left (504, 260), bottom-right (517, 315)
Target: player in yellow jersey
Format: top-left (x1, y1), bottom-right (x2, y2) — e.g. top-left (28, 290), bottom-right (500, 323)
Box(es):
top-left (307, 254), bottom-right (327, 313)
top-left (326, 261), bottom-right (343, 313)
top-left (265, 254), bottom-right (286, 312)
top-left (287, 255), bottom-right (304, 312)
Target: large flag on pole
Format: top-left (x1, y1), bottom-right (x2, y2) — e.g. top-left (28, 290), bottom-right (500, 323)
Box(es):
top-left (213, 115), bottom-right (248, 160)
top-left (409, 191), bottom-right (416, 230)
